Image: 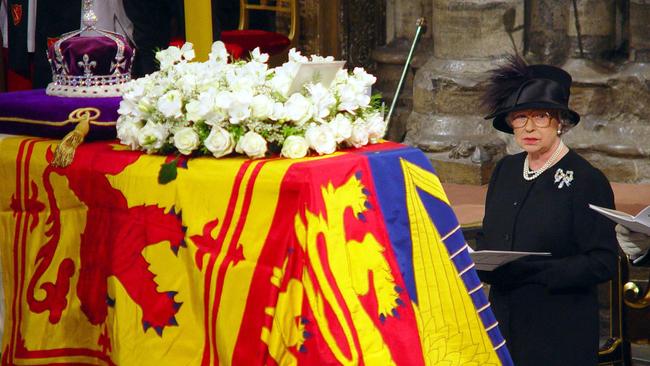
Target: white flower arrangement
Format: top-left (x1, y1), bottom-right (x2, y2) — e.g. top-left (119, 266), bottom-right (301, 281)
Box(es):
top-left (116, 41), bottom-right (386, 161)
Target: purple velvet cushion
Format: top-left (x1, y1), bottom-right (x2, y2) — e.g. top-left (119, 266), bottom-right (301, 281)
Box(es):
top-left (0, 89), bottom-right (119, 140)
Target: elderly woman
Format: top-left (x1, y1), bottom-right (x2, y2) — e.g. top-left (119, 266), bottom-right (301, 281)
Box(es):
top-left (477, 56), bottom-right (618, 366)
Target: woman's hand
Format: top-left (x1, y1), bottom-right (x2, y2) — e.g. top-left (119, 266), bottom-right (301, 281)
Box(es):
top-left (616, 224), bottom-right (650, 260)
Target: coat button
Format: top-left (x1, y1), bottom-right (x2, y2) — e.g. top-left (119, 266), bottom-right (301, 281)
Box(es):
top-left (513, 201), bottom-right (518, 207)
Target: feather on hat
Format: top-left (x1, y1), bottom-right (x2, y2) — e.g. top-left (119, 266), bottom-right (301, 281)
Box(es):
top-left (481, 55), bottom-right (580, 134)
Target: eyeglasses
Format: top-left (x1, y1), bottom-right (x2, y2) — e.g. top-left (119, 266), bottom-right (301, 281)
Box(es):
top-left (508, 111), bottom-right (553, 129)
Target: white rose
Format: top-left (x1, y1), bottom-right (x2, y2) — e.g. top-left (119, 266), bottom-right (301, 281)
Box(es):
top-left (308, 83), bottom-right (336, 121)
top-left (284, 93), bottom-right (314, 126)
top-left (228, 90), bottom-right (253, 124)
top-left (251, 94), bottom-right (275, 120)
top-left (205, 109), bottom-right (228, 126)
top-left (123, 79), bottom-right (146, 100)
top-left (177, 73), bottom-right (197, 95)
top-left (268, 71), bottom-right (292, 97)
top-left (157, 90), bottom-right (184, 119)
top-left (215, 90), bottom-right (234, 110)
top-left (155, 46), bottom-right (182, 70)
top-left (236, 131), bottom-right (268, 158)
top-left (242, 61), bottom-right (268, 86)
top-left (137, 97), bottom-right (155, 115)
top-left (116, 116), bottom-right (142, 149)
top-left (270, 102), bottom-right (286, 121)
top-left (329, 114), bottom-right (353, 143)
top-left (250, 47), bottom-right (269, 64)
top-left (355, 87), bottom-right (371, 109)
top-left (147, 82), bottom-right (167, 100)
top-left (185, 99), bottom-right (203, 122)
top-left (180, 42), bottom-right (196, 61)
top-left (288, 48), bottom-right (309, 63)
top-left (352, 67), bottom-right (377, 88)
top-left (227, 69), bottom-right (257, 93)
top-left (337, 84), bottom-right (359, 112)
top-left (305, 124), bottom-right (337, 155)
top-left (173, 127), bottom-right (200, 155)
top-left (204, 127), bottom-right (234, 158)
top-left (336, 71), bottom-right (373, 111)
top-left (209, 41), bottom-right (229, 63)
top-left (366, 112), bottom-right (386, 142)
top-left (281, 135), bottom-right (309, 159)
top-left (347, 119), bottom-right (370, 148)
top-left (332, 69), bottom-right (349, 86)
top-left (137, 121), bottom-right (169, 151)
top-left (186, 88), bottom-right (219, 122)
top-left (117, 98), bottom-right (140, 118)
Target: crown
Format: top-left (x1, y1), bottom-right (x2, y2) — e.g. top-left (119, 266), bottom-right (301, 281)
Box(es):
top-left (46, 0), bottom-right (134, 97)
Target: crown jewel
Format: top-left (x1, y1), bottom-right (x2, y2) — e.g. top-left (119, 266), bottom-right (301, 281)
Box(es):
top-left (46, 0), bottom-right (134, 98)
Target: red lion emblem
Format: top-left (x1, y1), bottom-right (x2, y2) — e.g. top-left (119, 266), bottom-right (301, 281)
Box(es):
top-left (27, 143), bottom-right (185, 336)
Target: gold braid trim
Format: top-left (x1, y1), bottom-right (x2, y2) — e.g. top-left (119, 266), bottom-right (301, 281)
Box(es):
top-left (51, 108), bottom-right (101, 168)
top-left (0, 116), bottom-right (115, 126)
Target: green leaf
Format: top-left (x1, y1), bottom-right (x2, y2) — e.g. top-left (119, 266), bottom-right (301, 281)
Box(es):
top-left (370, 92), bottom-right (383, 110)
top-left (281, 125), bottom-right (302, 138)
top-left (195, 121), bottom-right (211, 141)
top-left (228, 124), bottom-right (246, 142)
top-left (158, 159), bottom-right (178, 184)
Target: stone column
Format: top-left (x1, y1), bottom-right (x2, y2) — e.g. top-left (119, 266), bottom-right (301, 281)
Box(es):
top-left (568, 0), bottom-right (617, 59)
top-left (403, 0), bottom-right (523, 184)
top-left (525, 0), bottom-right (570, 65)
top-left (389, 0), bottom-right (432, 41)
top-left (629, 0), bottom-right (650, 62)
top-left (558, 0), bottom-right (650, 183)
top-left (373, 0), bottom-right (433, 141)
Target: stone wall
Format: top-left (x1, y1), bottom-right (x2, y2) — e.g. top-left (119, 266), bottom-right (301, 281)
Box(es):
top-left (372, 0), bottom-right (650, 184)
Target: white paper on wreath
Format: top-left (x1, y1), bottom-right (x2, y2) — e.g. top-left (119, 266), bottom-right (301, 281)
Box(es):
top-left (287, 61), bottom-right (346, 95)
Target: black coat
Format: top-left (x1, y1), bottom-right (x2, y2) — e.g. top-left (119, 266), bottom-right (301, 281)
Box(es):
top-left (477, 149), bottom-right (618, 366)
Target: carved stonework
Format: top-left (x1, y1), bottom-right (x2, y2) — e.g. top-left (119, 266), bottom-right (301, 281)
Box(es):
top-left (525, 0), bottom-right (571, 65)
top-left (373, 0), bottom-right (433, 141)
top-left (568, 0), bottom-right (617, 59)
top-left (393, 0), bottom-right (650, 183)
top-left (339, 0), bottom-right (386, 69)
top-left (402, 0), bottom-right (524, 184)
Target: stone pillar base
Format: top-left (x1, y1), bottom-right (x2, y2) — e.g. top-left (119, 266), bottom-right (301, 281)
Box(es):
top-left (561, 58), bottom-right (650, 183)
top-left (372, 38), bottom-right (431, 141)
top-left (426, 153), bottom-right (496, 185)
top-left (404, 57), bottom-right (508, 184)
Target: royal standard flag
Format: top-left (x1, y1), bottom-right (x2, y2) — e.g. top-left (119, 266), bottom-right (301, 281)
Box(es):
top-left (0, 137), bottom-right (513, 366)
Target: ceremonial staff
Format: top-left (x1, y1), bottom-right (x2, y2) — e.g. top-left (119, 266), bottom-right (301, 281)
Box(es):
top-left (384, 17), bottom-right (427, 139)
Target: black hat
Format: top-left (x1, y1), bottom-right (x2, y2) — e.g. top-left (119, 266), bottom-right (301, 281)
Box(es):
top-left (482, 55), bottom-right (580, 134)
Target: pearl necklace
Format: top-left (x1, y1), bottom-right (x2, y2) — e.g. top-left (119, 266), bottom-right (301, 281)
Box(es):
top-left (523, 140), bottom-right (566, 181)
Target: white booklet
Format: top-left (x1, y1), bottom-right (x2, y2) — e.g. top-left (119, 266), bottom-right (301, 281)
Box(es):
top-left (469, 250), bottom-right (551, 271)
top-left (588, 204), bottom-right (650, 236)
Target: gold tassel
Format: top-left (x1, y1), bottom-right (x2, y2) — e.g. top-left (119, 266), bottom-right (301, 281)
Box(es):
top-left (51, 108), bottom-right (100, 168)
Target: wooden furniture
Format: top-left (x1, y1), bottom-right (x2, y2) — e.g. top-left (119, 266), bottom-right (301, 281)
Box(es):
top-left (598, 254), bottom-right (633, 366)
top-left (623, 265), bottom-right (650, 344)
